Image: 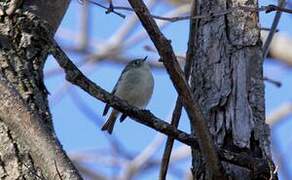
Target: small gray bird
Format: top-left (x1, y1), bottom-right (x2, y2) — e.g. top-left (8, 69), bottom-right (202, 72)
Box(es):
top-left (101, 57), bottom-right (154, 134)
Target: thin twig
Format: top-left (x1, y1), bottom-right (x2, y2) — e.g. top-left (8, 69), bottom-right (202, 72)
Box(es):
top-left (105, 0), bottom-right (157, 47)
top-left (124, 4), bottom-right (190, 48)
top-left (159, 100), bottom-right (183, 180)
top-left (263, 0), bottom-right (287, 59)
top-left (260, 27), bottom-right (279, 32)
top-left (263, 76), bottom-right (282, 87)
top-left (159, 0), bottom-right (197, 179)
top-left (105, 0), bottom-right (114, 14)
top-left (79, 0), bottom-right (126, 18)
top-left (261, 30), bottom-right (292, 66)
top-left (84, 0), bottom-right (292, 22)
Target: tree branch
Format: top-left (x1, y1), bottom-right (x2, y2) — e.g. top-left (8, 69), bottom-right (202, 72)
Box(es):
top-left (85, 0), bottom-right (292, 22)
top-left (261, 31), bottom-right (292, 66)
top-left (78, 0), bottom-right (126, 18)
top-left (50, 39), bottom-right (197, 147)
top-left (159, 0), bottom-right (197, 179)
top-left (127, 0), bottom-right (224, 178)
top-left (262, 0), bottom-right (286, 59)
top-left (49, 36), bottom-right (270, 177)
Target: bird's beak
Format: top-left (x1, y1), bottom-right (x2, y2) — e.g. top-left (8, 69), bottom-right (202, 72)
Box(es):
top-left (143, 56), bottom-right (148, 62)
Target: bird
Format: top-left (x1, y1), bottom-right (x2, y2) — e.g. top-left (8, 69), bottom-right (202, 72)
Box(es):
top-left (101, 57), bottom-right (154, 134)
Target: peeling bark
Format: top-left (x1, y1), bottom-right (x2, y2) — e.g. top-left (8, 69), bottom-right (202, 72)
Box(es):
top-left (191, 0), bottom-right (275, 179)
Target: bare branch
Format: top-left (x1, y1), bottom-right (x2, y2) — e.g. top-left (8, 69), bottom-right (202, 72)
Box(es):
top-left (262, 0), bottom-right (286, 59)
top-left (127, 0), bottom-right (224, 178)
top-left (48, 36), bottom-right (270, 176)
top-left (79, 0), bottom-right (126, 18)
top-left (263, 76), bottom-right (282, 87)
top-left (124, 4), bottom-right (190, 47)
top-left (159, 99), bottom-right (183, 179)
top-left (84, 1), bottom-right (292, 22)
top-left (159, 0), bottom-right (197, 179)
top-left (49, 39), bottom-right (197, 146)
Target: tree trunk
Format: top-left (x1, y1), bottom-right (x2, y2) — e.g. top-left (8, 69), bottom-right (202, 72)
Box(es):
top-left (0, 1), bottom-right (82, 179)
top-left (190, 0), bottom-right (275, 179)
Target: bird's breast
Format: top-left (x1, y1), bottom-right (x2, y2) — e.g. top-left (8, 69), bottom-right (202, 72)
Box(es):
top-left (115, 68), bottom-right (154, 108)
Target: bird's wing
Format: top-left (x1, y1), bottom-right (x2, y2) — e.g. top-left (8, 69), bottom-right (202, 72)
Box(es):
top-left (102, 68), bottom-right (127, 116)
top-left (119, 113), bottom-right (128, 122)
top-left (102, 104), bottom-right (111, 116)
top-left (102, 83), bottom-right (118, 116)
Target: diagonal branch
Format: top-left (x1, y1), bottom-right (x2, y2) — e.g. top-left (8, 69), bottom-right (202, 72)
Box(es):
top-left (48, 37), bottom-right (270, 177)
top-left (159, 0), bottom-right (198, 179)
top-left (127, 0), bottom-right (224, 178)
top-left (159, 99), bottom-right (184, 179)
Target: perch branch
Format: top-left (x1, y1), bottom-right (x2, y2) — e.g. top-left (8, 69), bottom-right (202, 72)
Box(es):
top-left (48, 37), bottom-right (270, 176)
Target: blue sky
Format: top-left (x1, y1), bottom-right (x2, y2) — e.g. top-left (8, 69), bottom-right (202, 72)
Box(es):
top-left (44, 1), bottom-right (292, 179)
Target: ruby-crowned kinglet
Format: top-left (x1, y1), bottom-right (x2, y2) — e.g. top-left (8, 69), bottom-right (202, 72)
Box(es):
top-left (101, 57), bottom-right (154, 134)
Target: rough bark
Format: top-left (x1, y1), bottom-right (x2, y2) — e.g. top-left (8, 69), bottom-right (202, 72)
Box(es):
top-left (0, 1), bottom-right (82, 179)
top-left (190, 0), bottom-right (275, 179)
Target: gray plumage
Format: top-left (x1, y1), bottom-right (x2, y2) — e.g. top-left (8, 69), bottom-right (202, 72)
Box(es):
top-left (101, 58), bottom-right (154, 134)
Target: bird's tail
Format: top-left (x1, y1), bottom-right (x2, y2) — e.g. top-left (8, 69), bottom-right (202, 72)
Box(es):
top-left (101, 110), bottom-right (119, 134)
